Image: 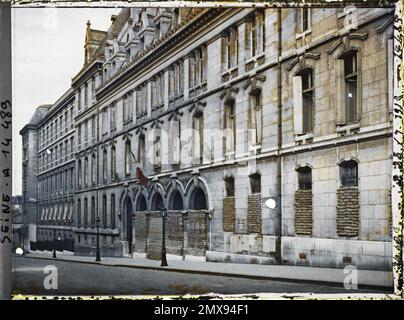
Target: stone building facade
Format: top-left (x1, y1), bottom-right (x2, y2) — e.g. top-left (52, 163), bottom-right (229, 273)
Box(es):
top-left (21, 6), bottom-right (395, 270)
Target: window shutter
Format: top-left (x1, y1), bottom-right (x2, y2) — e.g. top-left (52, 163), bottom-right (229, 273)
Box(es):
top-left (335, 58), bottom-right (346, 125)
top-left (171, 120), bottom-right (180, 164)
top-left (293, 75), bottom-right (304, 135)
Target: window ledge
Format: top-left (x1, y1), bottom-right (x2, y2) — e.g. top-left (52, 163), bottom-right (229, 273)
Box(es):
top-left (295, 29), bottom-right (312, 40)
top-left (336, 122), bottom-right (360, 135)
top-left (245, 52), bottom-right (265, 65)
top-left (295, 132), bottom-right (313, 142)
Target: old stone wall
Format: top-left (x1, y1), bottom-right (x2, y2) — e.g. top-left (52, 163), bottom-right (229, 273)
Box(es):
top-left (337, 188), bottom-right (359, 237)
top-left (294, 190), bottom-right (312, 236)
top-left (186, 211), bottom-right (208, 256)
top-left (247, 193), bottom-right (261, 234)
top-left (134, 212), bottom-right (148, 253)
top-left (223, 196), bottom-right (235, 232)
top-left (146, 211), bottom-right (163, 260)
top-left (167, 211), bottom-right (184, 256)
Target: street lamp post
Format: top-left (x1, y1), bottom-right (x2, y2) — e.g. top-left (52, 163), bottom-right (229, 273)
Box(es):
top-left (95, 216), bottom-right (101, 262)
top-left (161, 205), bottom-right (168, 267)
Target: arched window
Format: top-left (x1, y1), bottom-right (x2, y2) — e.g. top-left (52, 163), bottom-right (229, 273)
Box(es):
top-left (190, 187), bottom-right (207, 210)
top-left (169, 190), bottom-right (184, 210)
top-left (136, 194), bottom-right (147, 212)
top-left (151, 192), bottom-right (164, 211)
top-left (297, 166), bottom-right (312, 190)
top-left (340, 160), bottom-right (358, 187)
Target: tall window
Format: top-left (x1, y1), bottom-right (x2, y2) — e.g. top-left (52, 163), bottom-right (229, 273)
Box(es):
top-left (169, 61), bottom-right (184, 98)
top-left (91, 116), bottom-right (96, 139)
top-left (224, 99), bottom-right (236, 155)
top-left (223, 27), bottom-right (238, 70)
top-left (91, 153), bottom-right (97, 185)
top-left (301, 8), bottom-right (311, 32)
top-left (249, 89), bottom-right (262, 146)
top-left (111, 145), bottom-right (117, 179)
top-left (125, 140), bottom-right (132, 176)
top-left (84, 198), bottom-right (88, 226)
top-left (111, 194), bottom-right (116, 229)
top-left (78, 159), bottom-right (82, 187)
top-left (192, 111), bottom-right (204, 164)
top-left (171, 120), bottom-right (181, 165)
top-left (103, 149), bottom-right (107, 181)
top-left (110, 104), bottom-right (116, 131)
top-left (77, 199), bottom-right (81, 226)
top-left (344, 52), bottom-right (358, 123)
top-left (84, 83), bottom-right (88, 107)
top-left (189, 47), bottom-right (207, 88)
top-left (102, 195), bottom-right (107, 229)
top-left (297, 167), bottom-right (312, 190)
top-left (138, 135), bottom-right (146, 169)
top-left (102, 109), bottom-right (108, 135)
top-left (84, 157), bottom-right (88, 185)
top-left (340, 160), bottom-right (358, 187)
top-left (91, 197), bottom-right (96, 226)
top-left (247, 10), bottom-right (265, 58)
top-left (302, 69), bottom-right (314, 133)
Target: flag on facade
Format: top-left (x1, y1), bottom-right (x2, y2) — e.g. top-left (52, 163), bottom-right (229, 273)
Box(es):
top-left (130, 149), bottom-right (149, 186)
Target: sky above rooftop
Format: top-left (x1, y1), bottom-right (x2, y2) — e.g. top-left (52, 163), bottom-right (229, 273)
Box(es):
top-left (12, 7), bottom-right (120, 196)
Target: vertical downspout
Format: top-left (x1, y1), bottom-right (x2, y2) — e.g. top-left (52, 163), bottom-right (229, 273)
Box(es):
top-left (275, 8), bottom-right (283, 265)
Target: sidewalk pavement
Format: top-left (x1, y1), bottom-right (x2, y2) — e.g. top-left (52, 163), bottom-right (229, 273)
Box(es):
top-left (22, 251), bottom-right (393, 290)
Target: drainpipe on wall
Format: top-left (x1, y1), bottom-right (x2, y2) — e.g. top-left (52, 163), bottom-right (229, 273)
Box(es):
top-left (275, 8), bottom-right (283, 265)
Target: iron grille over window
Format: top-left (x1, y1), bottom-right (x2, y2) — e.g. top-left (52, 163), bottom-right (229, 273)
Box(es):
top-left (340, 160), bottom-right (358, 187)
top-left (297, 166), bottom-right (312, 190)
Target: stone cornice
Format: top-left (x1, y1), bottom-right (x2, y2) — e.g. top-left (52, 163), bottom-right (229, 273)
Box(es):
top-left (96, 8), bottom-right (223, 100)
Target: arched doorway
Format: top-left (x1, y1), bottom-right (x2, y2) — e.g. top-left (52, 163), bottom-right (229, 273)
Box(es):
top-left (123, 196), bottom-right (133, 254)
